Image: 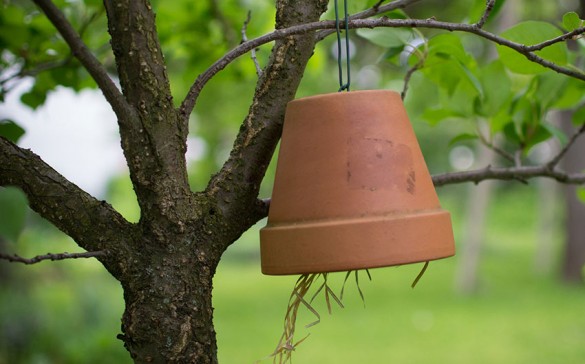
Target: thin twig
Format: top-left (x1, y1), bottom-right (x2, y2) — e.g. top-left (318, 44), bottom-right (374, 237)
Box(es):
top-left (31, 0), bottom-right (134, 122)
top-left (1, 8), bottom-right (103, 94)
top-left (514, 150), bottom-right (523, 168)
top-left (0, 250), bottom-right (107, 264)
top-left (526, 27), bottom-right (585, 52)
top-left (179, 10), bottom-right (585, 120)
top-left (547, 123), bottom-right (585, 168)
top-left (316, 0), bottom-right (422, 41)
top-left (260, 164), bottom-right (585, 216)
top-left (0, 57), bottom-right (72, 93)
top-left (401, 58), bottom-right (423, 100)
top-left (241, 11), bottom-right (263, 77)
top-left (432, 164), bottom-right (585, 186)
top-left (179, 0), bottom-right (418, 119)
top-left (478, 132), bottom-right (515, 163)
top-left (373, 0), bottom-right (387, 12)
top-left (475, 0), bottom-right (496, 29)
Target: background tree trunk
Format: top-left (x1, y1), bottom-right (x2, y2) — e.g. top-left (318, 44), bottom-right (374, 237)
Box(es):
top-left (454, 144), bottom-right (495, 294)
top-left (561, 110), bottom-right (585, 283)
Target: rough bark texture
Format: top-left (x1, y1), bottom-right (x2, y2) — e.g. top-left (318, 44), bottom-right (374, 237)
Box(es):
top-left (0, 0), bottom-right (327, 363)
top-left (105, 0), bottom-right (327, 362)
top-left (206, 0), bottom-right (329, 248)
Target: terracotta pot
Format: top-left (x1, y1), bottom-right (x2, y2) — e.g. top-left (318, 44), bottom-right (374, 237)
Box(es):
top-left (260, 90), bottom-right (455, 275)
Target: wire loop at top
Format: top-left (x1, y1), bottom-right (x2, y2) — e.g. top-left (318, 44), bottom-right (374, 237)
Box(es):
top-left (334, 0), bottom-right (351, 92)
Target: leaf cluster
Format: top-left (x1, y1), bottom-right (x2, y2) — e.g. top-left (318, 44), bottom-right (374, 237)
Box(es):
top-left (357, 9), bottom-right (585, 162)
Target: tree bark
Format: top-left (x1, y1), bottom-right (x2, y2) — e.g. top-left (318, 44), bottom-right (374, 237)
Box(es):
top-left (105, 0), bottom-right (329, 362)
top-left (1, 0), bottom-right (327, 362)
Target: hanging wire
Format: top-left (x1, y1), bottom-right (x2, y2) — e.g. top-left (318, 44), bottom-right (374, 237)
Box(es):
top-left (334, 0), bottom-right (351, 92)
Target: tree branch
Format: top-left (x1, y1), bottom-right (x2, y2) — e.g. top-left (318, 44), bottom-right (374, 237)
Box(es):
top-left (31, 0), bottom-right (135, 122)
top-left (257, 164), bottom-right (585, 220)
top-left (315, 0), bottom-right (421, 41)
top-left (179, 0), bottom-right (419, 120)
top-left (0, 57), bottom-right (72, 95)
top-left (104, 0), bottom-right (194, 229)
top-left (0, 251), bottom-right (106, 265)
top-left (0, 137), bottom-right (134, 258)
top-left (526, 26), bottom-right (585, 52)
top-left (478, 132), bottom-right (515, 163)
top-left (179, 5), bottom-right (585, 120)
top-left (475, 0), bottom-right (496, 29)
top-left (547, 123), bottom-right (585, 168)
top-left (204, 0), bottom-right (329, 251)
top-left (401, 58), bottom-right (423, 100)
top-left (432, 165), bottom-right (585, 186)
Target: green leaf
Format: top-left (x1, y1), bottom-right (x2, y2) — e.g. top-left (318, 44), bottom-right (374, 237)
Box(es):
top-left (446, 82), bottom-right (479, 116)
top-left (0, 119), bottom-right (25, 143)
top-left (510, 97), bottom-right (537, 137)
top-left (478, 60), bottom-right (512, 117)
top-left (386, 9), bottom-right (409, 20)
top-left (422, 34), bottom-right (481, 97)
top-left (469, 0), bottom-right (507, 26)
top-left (20, 72), bottom-right (56, 109)
top-left (551, 77), bottom-right (585, 109)
top-left (542, 122), bottom-right (568, 146)
top-left (356, 28), bottom-right (415, 48)
top-left (0, 187), bottom-right (28, 243)
top-left (562, 11), bottom-right (581, 31)
top-left (524, 124), bottom-right (552, 151)
top-left (50, 67), bottom-right (80, 89)
top-left (497, 21), bottom-right (567, 74)
top-left (577, 186), bottom-right (585, 205)
top-left (20, 89), bottom-right (48, 109)
top-left (458, 62), bottom-right (484, 98)
top-left (421, 107), bottom-right (468, 126)
top-left (572, 107), bottom-right (585, 126)
top-left (489, 106), bottom-right (512, 134)
top-left (427, 34), bottom-right (470, 65)
top-left (533, 72), bottom-right (568, 109)
top-left (448, 133), bottom-right (478, 146)
top-left (503, 122), bottom-right (522, 145)
top-left (383, 45), bottom-right (407, 64)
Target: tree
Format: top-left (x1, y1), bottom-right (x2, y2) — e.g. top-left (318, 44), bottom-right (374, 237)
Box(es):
top-left (1, 0), bottom-right (585, 362)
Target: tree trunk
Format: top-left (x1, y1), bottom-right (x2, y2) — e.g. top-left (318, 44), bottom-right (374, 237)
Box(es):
top-left (534, 113), bottom-right (562, 276)
top-left (454, 144), bottom-right (495, 294)
top-left (100, 1), bottom-right (329, 362)
top-left (0, 0), bottom-right (327, 362)
top-left (561, 111), bottom-right (585, 283)
top-left (117, 235), bottom-right (222, 363)
top-left (534, 177), bottom-right (559, 275)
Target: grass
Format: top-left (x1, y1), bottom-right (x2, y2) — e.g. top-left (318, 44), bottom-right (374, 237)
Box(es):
top-left (213, 185), bottom-right (585, 363)
top-left (1, 185), bottom-right (584, 363)
top-left (214, 260), bottom-right (585, 363)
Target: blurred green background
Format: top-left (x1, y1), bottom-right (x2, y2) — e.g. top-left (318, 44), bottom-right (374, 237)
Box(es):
top-left (1, 0), bottom-right (585, 363)
top-left (2, 185), bottom-right (584, 363)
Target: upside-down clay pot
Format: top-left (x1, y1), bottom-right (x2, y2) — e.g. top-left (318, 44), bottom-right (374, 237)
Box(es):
top-left (260, 90), bottom-right (455, 275)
